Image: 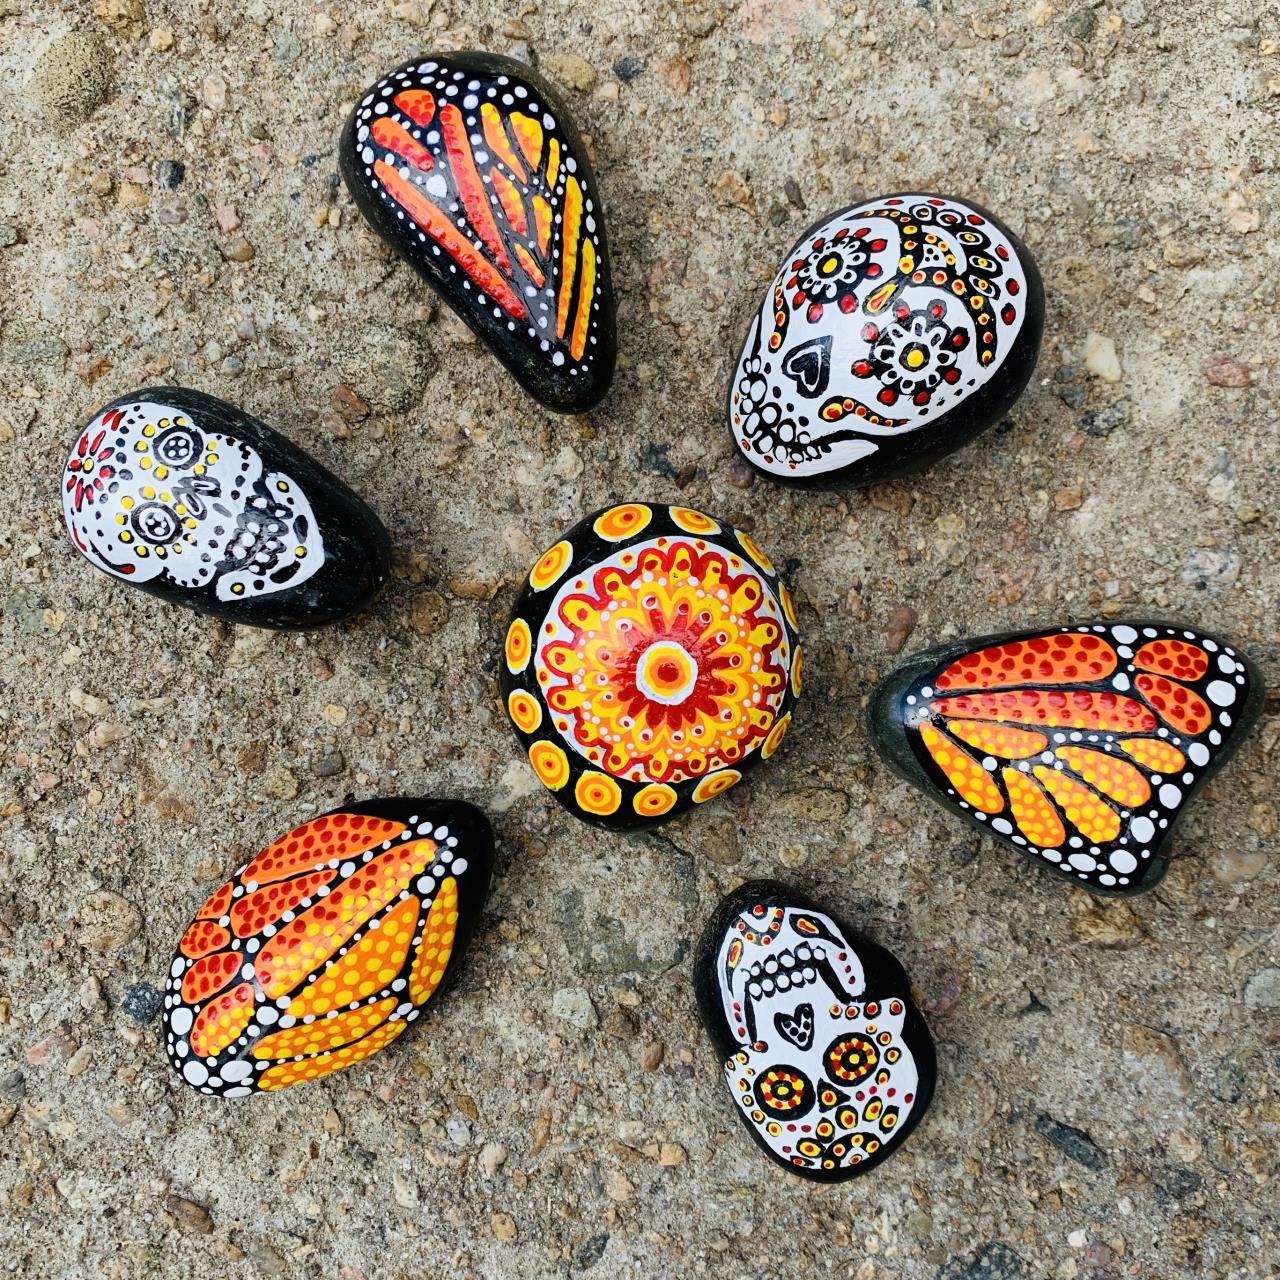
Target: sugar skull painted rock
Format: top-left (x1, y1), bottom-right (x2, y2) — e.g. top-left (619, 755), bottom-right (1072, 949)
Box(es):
top-left (164, 799), bottom-right (493, 1097)
top-left (729, 193), bottom-right (1044, 487)
top-left (696, 882), bottom-right (936, 1181)
top-left (61, 388), bottom-right (391, 628)
top-left (869, 622), bottom-right (1264, 894)
top-left (340, 52), bottom-right (616, 414)
top-left (500, 504), bottom-right (801, 829)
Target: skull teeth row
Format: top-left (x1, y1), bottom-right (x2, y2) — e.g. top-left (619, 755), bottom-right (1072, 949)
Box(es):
top-left (745, 945), bottom-right (818, 998)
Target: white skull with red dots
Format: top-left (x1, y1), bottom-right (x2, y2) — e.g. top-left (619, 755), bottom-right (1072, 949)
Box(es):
top-left (716, 902), bottom-right (922, 1174)
top-left (62, 400), bottom-right (324, 601)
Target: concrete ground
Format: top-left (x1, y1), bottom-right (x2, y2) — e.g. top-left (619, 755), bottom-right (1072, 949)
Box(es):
top-left (1, 1), bottom-right (1278, 1277)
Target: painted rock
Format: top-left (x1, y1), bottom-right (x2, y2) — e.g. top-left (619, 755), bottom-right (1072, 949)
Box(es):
top-left (500, 504), bottom-right (801, 829)
top-left (62, 388), bottom-right (391, 629)
top-left (728, 193), bottom-right (1044, 487)
top-left (695, 881), bottom-right (936, 1181)
top-left (869, 622), bottom-right (1264, 894)
top-left (340, 52), bottom-right (616, 414)
top-left (163, 799), bottom-right (493, 1097)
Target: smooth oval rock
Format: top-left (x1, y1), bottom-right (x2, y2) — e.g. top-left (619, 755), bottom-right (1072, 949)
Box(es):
top-left (728, 193), bottom-right (1044, 487)
top-left (500, 504), bottom-right (801, 829)
top-left (868, 622), bottom-right (1264, 894)
top-left (163, 798), bottom-right (493, 1097)
top-left (340, 52), bottom-right (616, 414)
top-left (62, 387), bottom-right (391, 628)
top-left (695, 881), bottom-right (936, 1181)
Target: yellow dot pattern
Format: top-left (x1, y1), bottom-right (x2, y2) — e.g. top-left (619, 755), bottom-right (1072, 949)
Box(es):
top-left (287, 895), bottom-right (420, 1018)
top-left (947, 719), bottom-right (1048, 760)
top-left (256, 1019), bottom-right (407, 1091)
top-left (920, 723), bottom-right (1003, 813)
top-left (1058, 747), bottom-right (1150, 808)
top-left (252, 996), bottom-right (399, 1061)
top-left (409, 876), bottom-right (458, 1005)
top-left (189, 982), bottom-right (254, 1057)
top-left (1003, 768), bottom-right (1066, 848)
top-left (256, 839), bottom-right (437, 1000)
top-left (1120, 737), bottom-right (1186, 774)
top-left (1033, 767), bottom-right (1121, 842)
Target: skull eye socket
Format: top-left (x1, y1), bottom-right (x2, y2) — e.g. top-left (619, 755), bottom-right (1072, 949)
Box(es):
top-left (131, 501), bottom-right (182, 545)
top-left (824, 1033), bottom-right (879, 1086)
top-left (753, 1064), bottom-right (813, 1119)
top-left (152, 426), bottom-right (203, 468)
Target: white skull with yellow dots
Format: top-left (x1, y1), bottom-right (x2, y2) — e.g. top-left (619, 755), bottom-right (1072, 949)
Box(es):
top-left (63, 399), bottom-right (324, 602)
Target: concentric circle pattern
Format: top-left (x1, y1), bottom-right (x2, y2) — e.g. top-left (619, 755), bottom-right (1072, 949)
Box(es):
top-left (500, 504), bottom-right (802, 828)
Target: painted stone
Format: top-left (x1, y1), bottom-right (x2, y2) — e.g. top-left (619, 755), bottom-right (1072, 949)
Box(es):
top-left (340, 52), bottom-right (616, 414)
top-left (728, 193), bottom-right (1044, 487)
top-left (500, 504), bottom-right (801, 829)
top-left (695, 881), bottom-right (936, 1181)
top-left (869, 622), bottom-right (1264, 894)
top-left (163, 799), bottom-right (493, 1098)
top-left (62, 388), bottom-right (391, 629)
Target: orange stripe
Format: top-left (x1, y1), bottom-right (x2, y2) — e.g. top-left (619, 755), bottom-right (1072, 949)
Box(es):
top-left (189, 982), bottom-right (254, 1057)
top-left (937, 634), bottom-right (1118, 690)
top-left (571, 236), bottom-right (596, 361)
top-left (252, 997), bottom-right (398, 1060)
top-left (393, 90), bottom-right (436, 127)
top-left (480, 103), bottom-right (527, 182)
top-left (546, 136), bottom-right (561, 189)
top-left (1134, 673), bottom-right (1212, 736)
top-left (440, 103), bottom-right (510, 270)
top-left (371, 117), bottom-right (432, 170)
top-left (933, 689), bottom-right (1156, 733)
top-left (243, 812), bottom-right (405, 887)
top-left (374, 159), bottom-right (526, 319)
top-left (515, 243), bottom-right (545, 288)
top-left (256, 1019), bottom-right (406, 1091)
top-left (556, 176), bottom-right (583, 340)
top-left (510, 112), bottom-right (543, 169)
top-left (492, 169), bottom-right (528, 236)
top-left (533, 196), bottom-right (553, 254)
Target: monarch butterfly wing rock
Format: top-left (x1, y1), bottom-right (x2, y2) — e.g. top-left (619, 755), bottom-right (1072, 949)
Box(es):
top-left (61, 387), bottom-right (391, 629)
top-left (869, 622), bottom-right (1264, 895)
top-left (340, 52), bottom-right (616, 414)
top-left (164, 798), bottom-right (493, 1097)
top-left (728, 193), bottom-right (1044, 488)
top-left (695, 881), bottom-right (936, 1182)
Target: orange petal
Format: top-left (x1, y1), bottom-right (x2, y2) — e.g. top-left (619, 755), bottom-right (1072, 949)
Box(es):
top-left (1002, 769), bottom-right (1065, 847)
top-left (1057, 747), bottom-right (1150, 808)
top-left (196, 881), bottom-right (233, 920)
top-left (181, 951), bottom-right (243, 1006)
top-left (252, 996), bottom-right (398, 1060)
top-left (1033, 768), bottom-right (1121, 843)
top-left (230, 869), bottom-right (338, 939)
top-left (946, 719), bottom-right (1048, 759)
top-left (1133, 638), bottom-right (1209, 682)
top-left (256, 1019), bottom-right (407, 1092)
top-left (180, 918), bottom-right (229, 960)
top-left (409, 877), bottom-right (459, 1005)
top-left (510, 111), bottom-right (543, 169)
top-left (919, 723), bottom-right (1003, 813)
top-left (393, 89), bottom-right (436, 127)
top-left (1135, 674), bottom-right (1212, 736)
top-left (242, 812), bottom-right (406, 887)
top-left (933, 689), bottom-right (1156, 733)
top-left (480, 102), bottom-right (528, 182)
top-left (287, 895), bottom-right (421, 1017)
top-left (1120, 737), bottom-right (1186, 774)
top-left (936, 633), bottom-right (1117, 690)
top-left (189, 982), bottom-right (254, 1057)
top-left (371, 116), bottom-right (432, 170)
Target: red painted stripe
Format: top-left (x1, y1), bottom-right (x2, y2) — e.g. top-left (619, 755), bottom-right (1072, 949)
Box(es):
top-left (439, 103), bottom-right (511, 271)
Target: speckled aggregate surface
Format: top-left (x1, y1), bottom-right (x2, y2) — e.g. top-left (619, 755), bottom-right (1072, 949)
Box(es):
top-left (1, 2), bottom-right (1278, 1278)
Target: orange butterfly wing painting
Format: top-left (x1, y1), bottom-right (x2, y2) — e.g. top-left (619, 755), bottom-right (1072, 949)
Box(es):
top-left (340, 52), bottom-right (616, 414)
top-left (163, 800), bottom-right (493, 1097)
top-left (869, 624), bottom-right (1262, 893)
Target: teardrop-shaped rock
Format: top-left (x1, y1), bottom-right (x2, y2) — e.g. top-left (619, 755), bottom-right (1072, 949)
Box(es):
top-left (695, 881), bottom-right (936, 1181)
top-left (499, 504), bottom-right (802, 829)
top-left (729, 193), bottom-right (1044, 487)
top-left (869, 621), bottom-right (1264, 894)
top-left (340, 52), bottom-right (616, 414)
top-left (163, 798), bottom-right (493, 1097)
top-left (62, 387), bottom-right (391, 628)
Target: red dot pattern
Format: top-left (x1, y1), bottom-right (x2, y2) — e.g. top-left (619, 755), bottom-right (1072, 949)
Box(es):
top-left (1133, 639), bottom-right (1209, 682)
top-left (195, 881), bottom-right (233, 921)
top-left (180, 950), bottom-right (243, 1005)
top-left (180, 917), bottom-right (230, 960)
top-left (934, 688), bottom-right (1156, 732)
top-left (241, 812), bottom-right (406, 886)
top-left (936, 633), bottom-right (1117, 691)
top-left (1135, 673), bottom-right (1212, 736)
top-left (229, 868), bottom-right (338, 939)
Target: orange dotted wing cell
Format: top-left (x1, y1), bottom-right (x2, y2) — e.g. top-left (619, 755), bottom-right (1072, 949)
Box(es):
top-left (871, 622), bottom-right (1263, 895)
top-left (163, 800), bottom-right (494, 1098)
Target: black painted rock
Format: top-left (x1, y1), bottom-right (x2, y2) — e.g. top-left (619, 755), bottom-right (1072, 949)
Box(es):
top-left (869, 622), bottom-right (1263, 894)
top-left (163, 798), bottom-right (493, 1097)
top-left (61, 387), bottom-right (390, 628)
top-left (340, 52), bottom-right (616, 414)
top-left (695, 881), bottom-right (936, 1181)
top-left (728, 193), bottom-right (1044, 487)
top-left (500, 504), bottom-right (801, 829)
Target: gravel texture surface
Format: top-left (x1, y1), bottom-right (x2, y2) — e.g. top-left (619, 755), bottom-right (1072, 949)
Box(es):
top-left (1, 2), bottom-right (1278, 1278)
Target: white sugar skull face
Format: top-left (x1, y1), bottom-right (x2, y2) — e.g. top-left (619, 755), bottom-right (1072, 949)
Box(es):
top-left (63, 401), bottom-right (324, 601)
top-left (717, 901), bottom-right (922, 1174)
top-left (731, 194), bottom-right (1033, 480)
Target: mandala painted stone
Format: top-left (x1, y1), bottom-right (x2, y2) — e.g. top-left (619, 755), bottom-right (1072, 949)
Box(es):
top-left (500, 504), bottom-right (802, 829)
top-left (62, 388), bottom-right (391, 628)
top-left (340, 52), bottom-right (616, 414)
top-left (729, 193), bottom-right (1044, 487)
top-left (695, 881), bottom-right (936, 1181)
top-left (869, 622), bottom-right (1264, 894)
top-left (163, 799), bottom-right (493, 1097)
